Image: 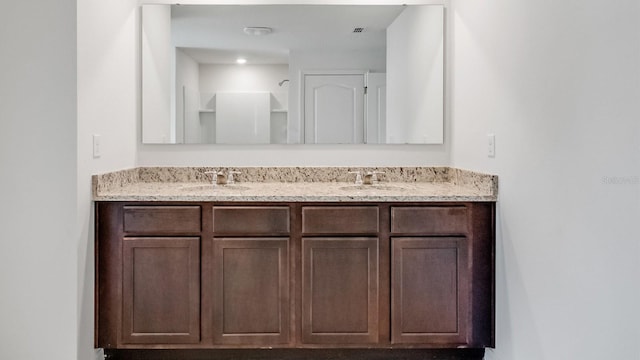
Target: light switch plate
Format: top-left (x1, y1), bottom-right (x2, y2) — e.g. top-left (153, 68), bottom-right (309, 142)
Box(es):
top-left (487, 134), bottom-right (495, 157)
top-left (93, 134), bottom-right (102, 158)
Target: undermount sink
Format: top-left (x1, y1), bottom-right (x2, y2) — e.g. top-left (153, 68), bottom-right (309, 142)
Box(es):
top-left (339, 184), bottom-right (410, 191)
top-left (179, 184), bottom-right (251, 191)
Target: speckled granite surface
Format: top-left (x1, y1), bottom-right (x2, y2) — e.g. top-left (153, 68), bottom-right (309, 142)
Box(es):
top-left (92, 167), bottom-right (497, 202)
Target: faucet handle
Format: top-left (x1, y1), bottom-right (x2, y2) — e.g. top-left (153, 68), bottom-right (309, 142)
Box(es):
top-left (370, 171), bottom-right (385, 183)
top-left (228, 171), bottom-right (241, 184)
top-left (348, 171), bottom-right (363, 185)
top-left (362, 171), bottom-right (385, 185)
top-left (216, 172), bottom-right (228, 185)
top-left (205, 170), bottom-right (228, 185)
top-left (204, 170), bottom-right (217, 184)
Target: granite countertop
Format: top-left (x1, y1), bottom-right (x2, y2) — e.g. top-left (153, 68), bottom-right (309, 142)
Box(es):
top-left (92, 167), bottom-right (498, 202)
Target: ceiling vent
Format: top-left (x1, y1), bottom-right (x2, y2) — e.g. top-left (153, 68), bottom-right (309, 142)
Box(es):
top-left (352, 27), bottom-right (365, 33)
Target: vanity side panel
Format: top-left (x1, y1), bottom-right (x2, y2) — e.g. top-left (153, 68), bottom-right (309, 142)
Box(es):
top-left (96, 202), bottom-right (123, 348)
top-left (468, 202), bottom-right (495, 347)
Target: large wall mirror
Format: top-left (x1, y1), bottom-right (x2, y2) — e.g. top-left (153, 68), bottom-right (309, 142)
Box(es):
top-left (142, 4), bottom-right (444, 144)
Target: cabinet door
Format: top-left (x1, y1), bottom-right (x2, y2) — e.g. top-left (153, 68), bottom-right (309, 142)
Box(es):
top-left (122, 237), bottom-right (200, 344)
top-left (212, 238), bottom-right (290, 345)
top-left (302, 237), bottom-right (379, 344)
top-left (391, 237), bottom-right (469, 345)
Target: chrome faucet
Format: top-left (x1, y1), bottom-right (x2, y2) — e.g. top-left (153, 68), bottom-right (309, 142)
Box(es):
top-left (363, 171), bottom-right (385, 185)
top-left (228, 171), bottom-right (241, 184)
top-left (349, 171), bottom-right (363, 185)
top-left (215, 172), bottom-right (228, 185)
top-left (205, 170), bottom-right (231, 185)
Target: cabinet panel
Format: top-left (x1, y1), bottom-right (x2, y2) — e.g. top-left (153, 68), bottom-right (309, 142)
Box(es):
top-left (213, 238), bottom-right (290, 345)
top-left (122, 237), bottom-right (200, 344)
top-left (391, 237), bottom-right (469, 345)
top-left (123, 206), bottom-right (201, 234)
top-left (391, 206), bottom-right (467, 235)
top-left (302, 237), bottom-right (379, 344)
top-left (213, 206), bottom-right (290, 235)
top-left (302, 206), bottom-right (379, 234)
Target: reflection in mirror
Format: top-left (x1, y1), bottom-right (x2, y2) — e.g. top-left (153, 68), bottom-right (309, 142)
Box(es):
top-left (141, 4), bottom-right (443, 145)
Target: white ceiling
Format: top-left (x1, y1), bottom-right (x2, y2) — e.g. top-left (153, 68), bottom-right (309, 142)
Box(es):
top-left (170, 4), bottom-right (406, 64)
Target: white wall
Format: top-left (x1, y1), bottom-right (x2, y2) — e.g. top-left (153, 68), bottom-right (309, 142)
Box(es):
top-left (387, 5), bottom-right (444, 144)
top-left (0, 1), bottom-right (78, 360)
top-left (199, 64), bottom-right (289, 110)
top-left (142, 5), bottom-right (172, 144)
top-left (175, 49), bottom-right (200, 143)
top-left (77, 1), bottom-right (139, 360)
top-left (137, 144), bottom-right (449, 167)
top-left (450, 1), bottom-right (640, 359)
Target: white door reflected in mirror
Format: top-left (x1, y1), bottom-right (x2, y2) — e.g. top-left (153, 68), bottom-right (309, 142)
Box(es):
top-left (141, 4), bottom-right (444, 145)
top-left (304, 73), bottom-right (365, 144)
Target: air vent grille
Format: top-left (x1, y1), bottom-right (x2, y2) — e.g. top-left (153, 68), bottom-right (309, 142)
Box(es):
top-left (353, 27), bottom-right (365, 33)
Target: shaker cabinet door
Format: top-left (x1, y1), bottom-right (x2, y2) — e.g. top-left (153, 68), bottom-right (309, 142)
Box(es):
top-left (212, 238), bottom-right (290, 345)
top-left (121, 237), bottom-right (201, 344)
top-left (391, 237), bottom-right (469, 345)
top-left (301, 237), bottom-right (379, 344)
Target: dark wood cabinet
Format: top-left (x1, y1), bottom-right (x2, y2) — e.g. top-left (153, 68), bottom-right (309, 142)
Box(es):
top-left (301, 206), bottom-right (379, 234)
top-left (300, 205), bottom-right (381, 344)
top-left (212, 237), bottom-right (290, 345)
top-left (121, 237), bottom-right (201, 344)
top-left (211, 206), bottom-right (291, 345)
top-left (301, 237), bottom-right (379, 344)
top-left (212, 206), bottom-right (290, 235)
top-left (391, 237), bottom-right (469, 345)
top-left (96, 201), bottom-right (494, 353)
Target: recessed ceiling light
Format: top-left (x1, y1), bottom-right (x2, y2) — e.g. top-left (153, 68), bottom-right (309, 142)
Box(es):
top-left (236, 58), bottom-right (247, 65)
top-left (243, 27), bottom-right (272, 36)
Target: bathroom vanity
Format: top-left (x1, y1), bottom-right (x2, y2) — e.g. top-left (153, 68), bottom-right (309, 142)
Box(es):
top-left (94, 167), bottom-right (496, 360)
